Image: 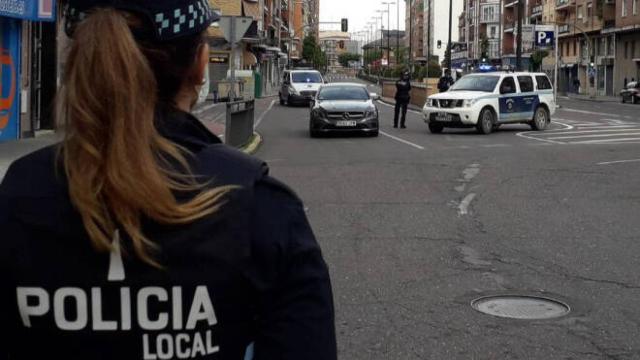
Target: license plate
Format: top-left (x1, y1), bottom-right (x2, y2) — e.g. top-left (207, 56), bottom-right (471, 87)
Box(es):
top-left (436, 112), bottom-right (452, 122)
top-left (336, 120), bottom-right (357, 127)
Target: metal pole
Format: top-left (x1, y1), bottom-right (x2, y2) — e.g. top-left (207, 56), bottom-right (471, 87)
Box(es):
top-left (397, 0), bottom-right (400, 68)
top-left (410, 1), bottom-right (414, 68)
top-left (516, 0), bottom-right (523, 70)
top-left (229, 16), bottom-right (237, 100)
top-left (554, 24), bottom-right (559, 103)
top-left (448, 0), bottom-right (453, 71)
top-left (387, 3), bottom-right (391, 70)
top-left (498, 0), bottom-right (502, 64)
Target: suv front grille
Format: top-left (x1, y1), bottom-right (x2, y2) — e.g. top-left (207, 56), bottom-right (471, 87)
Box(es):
top-left (300, 91), bottom-right (317, 97)
top-left (437, 99), bottom-right (463, 108)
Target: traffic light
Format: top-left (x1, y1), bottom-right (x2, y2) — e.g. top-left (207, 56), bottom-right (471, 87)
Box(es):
top-left (341, 18), bottom-right (348, 32)
top-left (437, 40), bottom-right (442, 49)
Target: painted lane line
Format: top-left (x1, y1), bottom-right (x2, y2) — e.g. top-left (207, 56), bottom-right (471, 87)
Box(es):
top-left (515, 119), bottom-right (574, 144)
top-left (254, 99), bottom-right (277, 129)
top-left (570, 137), bottom-right (640, 144)
top-left (379, 131), bottom-right (425, 150)
top-left (559, 108), bottom-right (622, 118)
top-left (575, 125), bottom-right (639, 130)
top-left (548, 132), bottom-right (640, 140)
top-left (597, 159), bottom-right (640, 166)
top-left (458, 193), bottom-right (476, 216)
top-left (376, 100), bottom-right (422, 115)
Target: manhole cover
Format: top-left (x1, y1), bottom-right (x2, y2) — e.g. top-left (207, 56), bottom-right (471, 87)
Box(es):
top-left (471, 295), bottom-right (570, 320)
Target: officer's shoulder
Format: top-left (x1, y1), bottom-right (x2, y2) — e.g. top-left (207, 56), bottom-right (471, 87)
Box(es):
top-left (0, 145), bottom-right (62, 197)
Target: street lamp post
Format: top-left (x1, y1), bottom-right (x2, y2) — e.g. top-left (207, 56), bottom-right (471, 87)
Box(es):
top-left (382, 2), bottom-right (395, 69)
top-left (376, 9), bottom-right (389, 70)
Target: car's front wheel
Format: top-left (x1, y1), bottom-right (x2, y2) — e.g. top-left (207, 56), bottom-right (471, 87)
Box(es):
top-left (428, 123), bottom-right (444, 134)
top-left (476, 108), bottom-right (494, 135)
top-left (531, 106), bottom-right (549, 131)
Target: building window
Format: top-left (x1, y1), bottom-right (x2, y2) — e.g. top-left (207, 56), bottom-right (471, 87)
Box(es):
top-left (623, 0), bottom-right (628, 17)
top-left (634, 0), bottom-right (638, 15)
top-left (587, 3), bottom-right (592, 20)
top-left (577, 5), bottom-right (583, 19)
top-left (633, 41), bottom-right (637, 59)
top-left (573, 40), bottom-right (577, 56)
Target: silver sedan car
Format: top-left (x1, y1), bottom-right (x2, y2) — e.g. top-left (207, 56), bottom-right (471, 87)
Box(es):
top-left (309, 83), bottom-right (380, 137)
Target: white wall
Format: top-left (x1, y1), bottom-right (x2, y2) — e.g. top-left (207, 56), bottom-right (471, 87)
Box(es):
top-left (430, 0), bottom-right (463, 61)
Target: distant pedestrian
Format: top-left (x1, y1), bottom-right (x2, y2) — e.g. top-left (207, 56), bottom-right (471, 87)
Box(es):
top-left (624, 77), bottom-right (628, 88)
top-left (573, 78), bottom-right (581, 94)
top-left (438, 69), bottom-right (455, 93)
top-left (394, 70), bottom-right (411, 129)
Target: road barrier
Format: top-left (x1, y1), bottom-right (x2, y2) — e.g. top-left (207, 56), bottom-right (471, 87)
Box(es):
top-left (225, 99), bottom-right (255, 148)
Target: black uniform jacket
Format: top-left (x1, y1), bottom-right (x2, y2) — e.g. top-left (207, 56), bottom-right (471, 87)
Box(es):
top-left (394, 79), bottom-right (412, 103)
top-left (0, 108), bottom-right (337, 360)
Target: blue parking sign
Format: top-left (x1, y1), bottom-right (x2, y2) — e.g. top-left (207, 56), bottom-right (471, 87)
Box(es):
top-left (536, 31), bottom-right (555, 48)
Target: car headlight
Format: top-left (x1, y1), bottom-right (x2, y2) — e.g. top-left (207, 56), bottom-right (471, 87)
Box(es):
top-left (289, 86), bottom-right (299, 95)
top-left (364, 107), bottom-right (377, 118)
top-left (463, 99), bottom-right (477, 107)
top-left (312, 107), bottom-right (327, 119)
top-left (425, 98), bottom-right (436, 107)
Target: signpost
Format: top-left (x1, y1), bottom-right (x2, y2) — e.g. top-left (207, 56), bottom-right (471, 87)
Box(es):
top-left (219, 16), bottom-right (252, 100)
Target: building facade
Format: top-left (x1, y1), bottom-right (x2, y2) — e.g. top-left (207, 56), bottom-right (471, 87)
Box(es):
top-left (459, 0), bottom-right (502, 70)
top-left (319, 31), bottom-right (350, 70)
top-left (416, 0), bottom-right (463, 67)
top-left (610, 0), bottom-right (640, 92)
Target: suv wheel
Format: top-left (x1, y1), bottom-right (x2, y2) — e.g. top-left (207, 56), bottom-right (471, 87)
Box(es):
top-left (531, 107), bottom-right (549, 131)
top-left (429, 123), bottom-right (444, 134)
top-left (476, 108), bottom-right (494, 135)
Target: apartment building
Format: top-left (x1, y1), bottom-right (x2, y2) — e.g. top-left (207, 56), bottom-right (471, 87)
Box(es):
top-left (418, 0), bottom-right (463, 66)
top-left (610, 0), bottom-right (640, 91)
top-left (319, 31), bottom-right (351, 70)
top-left (405, 0), bottom-right (426, 62)
top-left (208, 0), bottom-right (320, 97)
top-left (502, 0), bottom-right (534, 68)
top-left (458, 0), bottom-right (502, 70)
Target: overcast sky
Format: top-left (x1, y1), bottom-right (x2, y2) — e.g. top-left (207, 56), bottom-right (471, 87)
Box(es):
top-left (319, 0), bottom-right (406, 35)
top-left (320, 0), bottom-right (461, 59)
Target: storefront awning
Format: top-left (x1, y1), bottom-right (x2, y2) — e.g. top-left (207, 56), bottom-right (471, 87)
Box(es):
top-left (633, 58), bottom-right (640, 63)
top-left (0, 0), bottom-right (56, 22)
top-left (243, 50), bottom-right (258, 66)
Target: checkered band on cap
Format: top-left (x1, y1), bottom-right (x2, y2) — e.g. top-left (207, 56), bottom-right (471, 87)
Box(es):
top-left (65, 0), bottom-right (218, 41)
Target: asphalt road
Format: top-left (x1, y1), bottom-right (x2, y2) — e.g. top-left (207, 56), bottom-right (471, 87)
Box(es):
top-left (254, 79), bottom-right (640, 359)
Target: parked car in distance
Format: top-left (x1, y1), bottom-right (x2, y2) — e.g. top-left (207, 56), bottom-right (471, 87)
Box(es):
top-left (309, 83), bottom-right (380, 137)
top-left (621, 81), bottom-right (640, 104)
top-left (280, 70), bottom-right (325, 106)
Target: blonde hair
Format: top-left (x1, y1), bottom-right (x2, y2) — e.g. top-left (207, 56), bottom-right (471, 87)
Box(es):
top-left (58, 8), bottom-right (232, 267)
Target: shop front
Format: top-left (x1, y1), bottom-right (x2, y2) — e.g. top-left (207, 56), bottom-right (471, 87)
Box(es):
top-left (0, 0), bottom-right (56, 143)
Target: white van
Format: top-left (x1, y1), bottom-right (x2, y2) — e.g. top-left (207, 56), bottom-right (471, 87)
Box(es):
top-left (280, 69), bottom-right (325, 106)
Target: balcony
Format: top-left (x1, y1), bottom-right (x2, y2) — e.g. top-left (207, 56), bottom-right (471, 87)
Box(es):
top-left (504, 21), bottom-right (515, 32)
top-left (556, 0), bottom-right (575, 11)
top-left (504, 0), bottom-right (518, 8)
top-left (558, 24), bottom-right (570, 33)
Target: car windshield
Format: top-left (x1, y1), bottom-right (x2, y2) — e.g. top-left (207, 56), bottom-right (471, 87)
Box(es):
top-left (318, 86), bottom-right (369, 101)
top-left (449, 75), bottom-right (500, 92)
top-left (292, 72), bottom-right (323, 83)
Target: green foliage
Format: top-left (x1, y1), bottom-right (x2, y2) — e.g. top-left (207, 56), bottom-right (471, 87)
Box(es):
top-left (530, 50), bottom-right (550, 72)
top-left (364, 50), bottom-right (383, 65)
top-left (394, 47), bottom-right (408, 66)
top-left (338, 53), bottom-right (361, 67)
top-left (480, 35), bottom-right (490, 60)
top-left (302, 35), bottom-right (326, 70)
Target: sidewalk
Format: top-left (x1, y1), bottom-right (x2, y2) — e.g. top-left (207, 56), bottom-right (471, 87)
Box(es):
top-left (559, 93), bottom-right (620, 103)
top-left (0, 97), bottom-right (276, 181)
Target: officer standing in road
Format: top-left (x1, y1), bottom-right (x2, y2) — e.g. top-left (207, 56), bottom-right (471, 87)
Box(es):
top-left (394, 70), bottom-right (412, 129)
top-left (0, 1), bottom-right (336, 359)
top-left (438, 69), bottom-right (455, 93)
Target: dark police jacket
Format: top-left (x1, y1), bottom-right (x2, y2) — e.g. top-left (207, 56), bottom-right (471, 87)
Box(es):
top-left (0, 108), bottom-right (337, 360)
top-left (394, 79), bottom-right (411, 104)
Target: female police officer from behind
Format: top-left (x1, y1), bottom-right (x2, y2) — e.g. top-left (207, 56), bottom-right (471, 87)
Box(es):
top-left (0, 1), bottom-right (336, 359)
top-left (394, 70), bottom-right (411, 129)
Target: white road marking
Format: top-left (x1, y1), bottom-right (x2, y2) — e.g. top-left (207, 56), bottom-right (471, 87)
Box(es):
top-left (462, 163), bottom-right (481, 182)
top-left (575, 125), bottom-right (638, 130)
top-left (570, 137), bottom-right (640, 144)
top-left (548, 132), bottom-right (640, 140)
top-left (597, 159), bottom-right (640, 166)
top-left (559, 108), bottom-right (621, 118)
top-left (254, 99), bottom-right (277, 129)
top-left (379, 131), bottom-right (425, 150)
top-left (481, 144), bottom-right (510, 148)
top-left (458, 193), bottom-right (476, 216)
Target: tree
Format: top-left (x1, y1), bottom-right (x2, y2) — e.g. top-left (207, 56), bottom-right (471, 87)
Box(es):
top-left (480, 35), bottom-right (490, 60)
top-left (364, 50), bottom-right (383, 66)
top-left (530, 50), bottom-right (549, 72)
top-left (338, 53), bottom-right (361, 67)
top-left (393, 47), bottom-right (408, 66)
top-left (302, 35), bottom-right (318, 63)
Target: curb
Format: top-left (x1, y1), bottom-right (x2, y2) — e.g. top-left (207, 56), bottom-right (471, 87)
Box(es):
top-left (240, 132), bottom-right (262, 155)
top-left (560, 95), bottom-right (620, 103)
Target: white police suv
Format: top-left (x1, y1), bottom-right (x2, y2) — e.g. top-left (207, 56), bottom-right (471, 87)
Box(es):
top-left (423, 72), bottom-right (556, 134)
